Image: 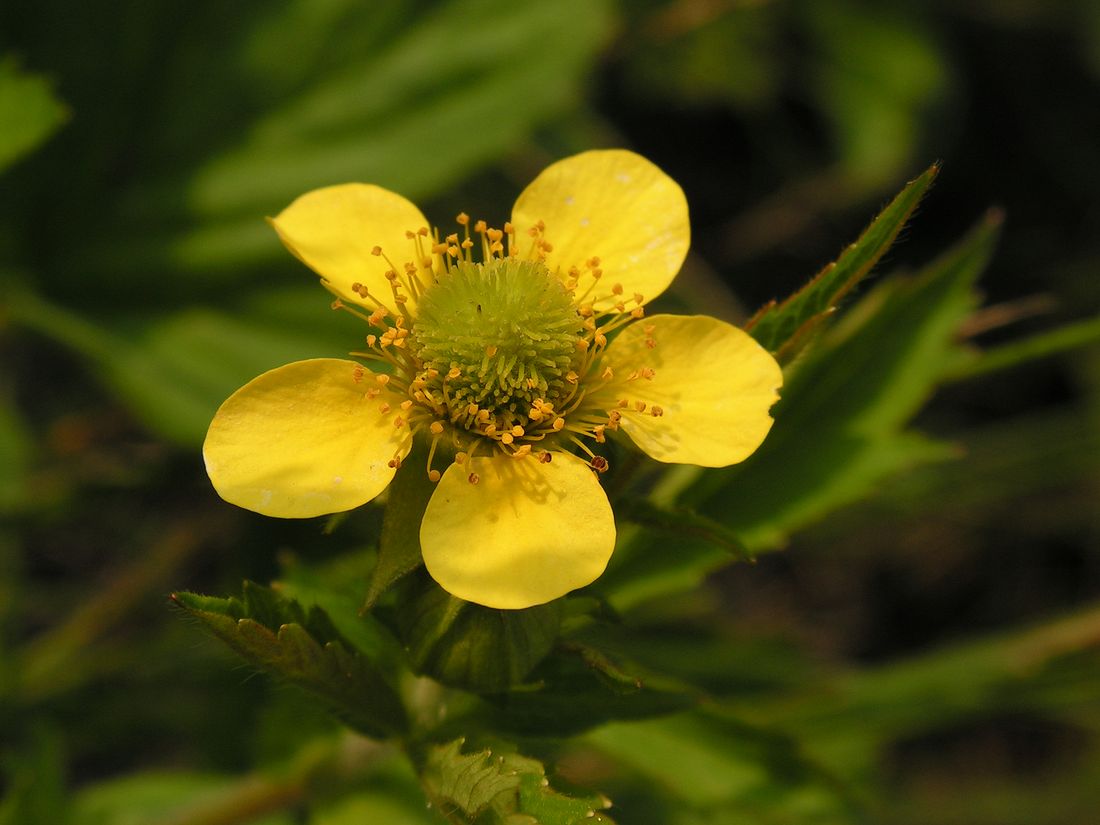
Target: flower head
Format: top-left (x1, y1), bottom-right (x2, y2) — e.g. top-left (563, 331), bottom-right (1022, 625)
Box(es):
top-left (203, 150), bottom-right (782, 609)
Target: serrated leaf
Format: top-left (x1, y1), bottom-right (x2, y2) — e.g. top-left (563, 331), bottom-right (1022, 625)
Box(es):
top-left (422, 739), bottom-right (614, 825)
top-left (746, 163), bottom-right (938, 359)
top-left (0, 58), bottom-right (67, 174)
top-left (600, 212), bottom-right (1000, 612)
top-left (702, 212), bottom-right (1001, 544)
top-left (173, 583), bottom-right (406, 739)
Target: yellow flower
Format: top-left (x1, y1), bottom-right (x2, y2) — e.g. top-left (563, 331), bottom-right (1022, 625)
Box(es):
top-left (203, 150), bottom-right (782, 610)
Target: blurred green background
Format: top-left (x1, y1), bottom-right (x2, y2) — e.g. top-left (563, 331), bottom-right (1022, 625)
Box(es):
top-left (2, 1), bottom-right (1099, 823)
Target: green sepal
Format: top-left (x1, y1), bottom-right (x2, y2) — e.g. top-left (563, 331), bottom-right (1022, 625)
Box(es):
top-left (363, 440), bottom-right (439, 611)
top-left (746, 163), bottom-right (938, 360)
top-left (172, 582), bottom-right (407, 739)
top-left (395, 577), bottom-right (562, 693)
top-left (421, 738), bottom-right (615, 825)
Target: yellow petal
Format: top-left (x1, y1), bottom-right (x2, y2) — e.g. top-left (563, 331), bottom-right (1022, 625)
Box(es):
top-left (511, 150), bottom-right (689, 308)
top-left (420, 453), bottom-right (616, 609)
top-left (598, 315), bottom-right (782, 467)
top-left (203, 358), bottom-right (411, 518)
top-left (271, 184), bottom-right (429, 309)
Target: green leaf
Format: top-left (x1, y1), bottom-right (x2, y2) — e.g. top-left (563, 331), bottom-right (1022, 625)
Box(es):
top-left (600, 211), bottom-right (1000, 611)
top-left (587, 709), bottom-right (861, 822)
top-left (0, 58), bottom-right (67, 174)
top-left (71, 772), bottom-right (295, 825)
top-left (274, 553), bottom-right (405, 672)
top-left (805, 3), bottom-right (947, 187)
top-left (746, 163), bottom-right (938, 359)
top-left (173, 582), bottom-right (406, 739)
top-left (5, 287), bottom-right (356, 445)
top-left (0, 729), bottom-right (67, 825)
top-left (93, 0), bottom-right (612, 279)
top-left (731, 600), bottom-right (1100, 787)
top-left (421, 739), bottom-right (614, 825)
top-left (484, 642), bottom-right (695, 737)
top-left (943, 312), bottom-right (1100, 382)
top-left (702, 212), bottom-right (1001, 544)
top-left (396, 579), bottom-right (562, 693)
top-left (614, 498), bottom-right (754, 562)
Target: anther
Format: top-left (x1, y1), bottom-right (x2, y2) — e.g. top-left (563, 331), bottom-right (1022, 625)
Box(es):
top-left (430, 421), bottom-right (444, 435)
top-left (428, 469), bottom-right (441, 483)
top-left (468, 472), bottom-right (480, 485)
top-left (378, 402), bottom-right (391, 414)
top-left (539, 451), bottom-right (553, 463)
top-left (611, 283), bottom-right (624, 295)
top-left (552, 417), bottom-right (565, 431)
top-left (371, 246), bottom-right (382, 256)
top-left (376, 374), bottom-right (390, 386)
top-left (455, 451), bottom-right (468, 465)
top-left (590, 456), bottom-right (609, 473)
top-left (651, 406), bottom-right (664, 417)
top-left (456, 212), bottom-right (469, 225)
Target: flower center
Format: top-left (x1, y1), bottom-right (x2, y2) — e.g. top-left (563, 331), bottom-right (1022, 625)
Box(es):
top-left (411, 259), bottom-right (584, 428)
top-left (338, 214), bottom-right (660, 481)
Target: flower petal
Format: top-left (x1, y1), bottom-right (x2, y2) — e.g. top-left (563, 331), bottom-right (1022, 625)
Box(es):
top-left (203, 358), bottom-right (411, 518)
top-left (271, 184), bottom-right (429, 309)
top-left (511, 150), bottom-right (689, 307)
top-left (598, 314), bottom-right (782, 467)
top-left (420, 453), bottom-right (616, 609)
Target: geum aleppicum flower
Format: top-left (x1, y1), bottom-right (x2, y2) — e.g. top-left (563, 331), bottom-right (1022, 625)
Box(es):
top-left (203, 150), bottom-right (782, 610)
